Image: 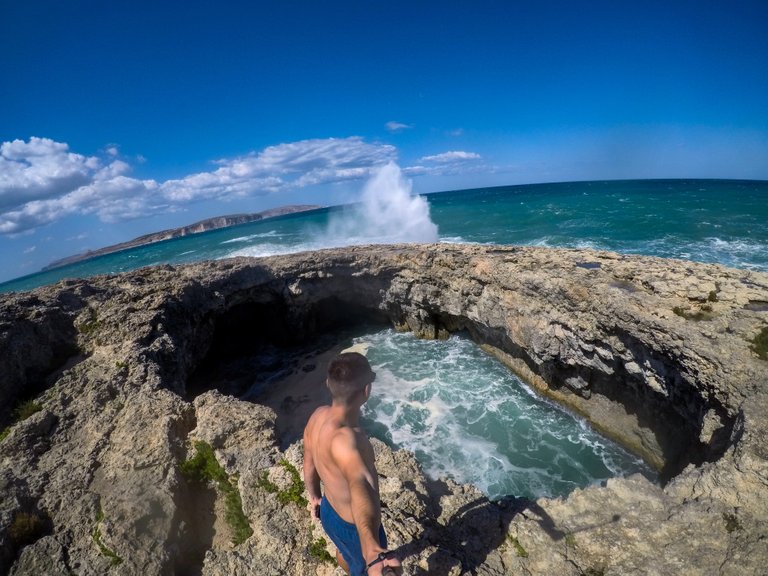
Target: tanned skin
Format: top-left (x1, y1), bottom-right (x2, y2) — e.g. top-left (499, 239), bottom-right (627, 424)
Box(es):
top-left (303, 366), bottom-right (401, 575)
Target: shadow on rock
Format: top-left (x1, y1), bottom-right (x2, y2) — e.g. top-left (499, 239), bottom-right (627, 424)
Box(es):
top-left (396, 479), bottom-right (540, 574)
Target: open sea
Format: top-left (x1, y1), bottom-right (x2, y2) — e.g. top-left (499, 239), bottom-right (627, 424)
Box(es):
top-left (4, 169), bottom-right (767, 500)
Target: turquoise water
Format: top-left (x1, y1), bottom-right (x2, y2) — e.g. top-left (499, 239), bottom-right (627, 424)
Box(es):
top-left (358, 330), bottom-right (651, 500)
top-left (2, 179), bottom-right (767, 294)
top-left (3, 176), bottom-right (766, 499)
top-left (430, 179), bottom-right (768, 269)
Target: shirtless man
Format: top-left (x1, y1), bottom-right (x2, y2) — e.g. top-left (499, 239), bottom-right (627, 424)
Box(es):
top-left (303, 352), bottom-right (402, 576)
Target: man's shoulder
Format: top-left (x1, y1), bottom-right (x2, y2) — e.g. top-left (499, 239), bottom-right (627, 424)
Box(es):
top-left (308, 405), bottom-right (330, 419)
top-left (304, 406), bottom-right (330, 440)
top-left (329, 425), bottom-right (366, 456)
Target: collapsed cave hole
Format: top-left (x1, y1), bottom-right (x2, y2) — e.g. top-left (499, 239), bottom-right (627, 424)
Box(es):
top-left (184, 294), bottom-right (737, 497)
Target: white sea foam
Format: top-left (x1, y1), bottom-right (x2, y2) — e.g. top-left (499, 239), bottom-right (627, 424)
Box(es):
top-left (224, 242), bottom-right (311, 259)
top-left (357, 329), bottom-right (654, 500)
top-left (221, 230), bottom-right (282, 244)
top-left (439, 236), bottom-right (469, 244)
top-left (623, 236), bottom-right (768, 271)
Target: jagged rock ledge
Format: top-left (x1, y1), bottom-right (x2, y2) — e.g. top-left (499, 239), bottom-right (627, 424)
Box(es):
top-left (1, 244), bottom-right (766, 575)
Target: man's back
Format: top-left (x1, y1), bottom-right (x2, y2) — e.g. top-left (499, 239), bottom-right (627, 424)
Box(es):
top-left (302, 352), bottom-right (399, 575)
top-left (304, 405), bottom-right (379, 524)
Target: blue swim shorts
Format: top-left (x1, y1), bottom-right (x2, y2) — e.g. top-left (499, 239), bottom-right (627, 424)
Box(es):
top-left (319, 496), bottom-right (387, 576)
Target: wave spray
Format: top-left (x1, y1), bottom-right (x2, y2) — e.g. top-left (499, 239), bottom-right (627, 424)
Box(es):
top-left (220, 162), bottom-right (438, 260)
top-left (322, 162), bottom-right (439, 245)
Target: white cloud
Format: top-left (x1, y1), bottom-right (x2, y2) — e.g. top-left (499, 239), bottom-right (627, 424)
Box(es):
top-left (0, 136), bottom-right (397, 235)
top-left (447, 128), bottom-right (464, 137)
top-left (385, 121), bottom-right (413, 133)
top-left (0, 137), bottom-right (96, 211)
top-left (419, 150), bottom-right (481, 163)
top-left (161, 137), bottom-right (395, 202)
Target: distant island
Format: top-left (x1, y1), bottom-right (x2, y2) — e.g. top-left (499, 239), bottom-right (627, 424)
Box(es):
top-left (42, 204), bottom-right (322, 271)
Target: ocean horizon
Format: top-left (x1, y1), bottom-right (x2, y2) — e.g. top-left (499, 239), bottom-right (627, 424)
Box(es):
top-left (2, 176), bottom-right (767, 295)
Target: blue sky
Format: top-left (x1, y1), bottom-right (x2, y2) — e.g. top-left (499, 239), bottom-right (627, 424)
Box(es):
top-left (1, 0), bottom-right (767, 283)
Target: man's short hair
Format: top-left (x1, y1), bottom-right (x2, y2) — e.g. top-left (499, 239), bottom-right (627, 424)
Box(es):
top-left (327, 352), bottom-right (375, 404)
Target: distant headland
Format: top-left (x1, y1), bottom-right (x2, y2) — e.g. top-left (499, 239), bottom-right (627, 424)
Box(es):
top-left (42, 204), bottom-right (322, 271)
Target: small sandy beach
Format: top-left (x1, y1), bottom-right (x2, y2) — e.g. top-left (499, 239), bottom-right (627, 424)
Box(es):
top-left (245, 339), bottom-right (371, 448)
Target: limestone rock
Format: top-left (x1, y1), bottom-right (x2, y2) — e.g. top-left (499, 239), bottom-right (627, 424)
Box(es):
top-left (0, 244), bottom-right (766, 575)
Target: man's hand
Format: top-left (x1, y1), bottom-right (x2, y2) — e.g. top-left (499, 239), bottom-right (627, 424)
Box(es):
top-left (308, 495), bottom-right (321, 519)
top-left (365, 552), bottom-right (402, 576)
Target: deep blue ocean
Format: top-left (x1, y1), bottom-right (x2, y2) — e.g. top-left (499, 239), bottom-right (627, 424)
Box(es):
top-left (3, 177), bottom-right (766, 296)
top-left (4, 173), bottom-right (766, 499)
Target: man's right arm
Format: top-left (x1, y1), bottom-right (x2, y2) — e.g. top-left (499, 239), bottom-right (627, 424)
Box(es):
top-left (302, 416), bottom-right (322, 518)
top-left (332, 431), bottom-right (401, 575)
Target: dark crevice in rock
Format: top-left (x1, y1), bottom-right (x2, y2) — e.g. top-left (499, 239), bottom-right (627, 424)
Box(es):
top-left (744, 300), bottom-right (768, 312)
top-left (0, 315), bottom-right (80, 427)
top-left (3, 503), bottom-right (53, 574)
top-left (167, 410), bottom-right (216, 576)
top-left (172, 473), bottom-right (217, 576)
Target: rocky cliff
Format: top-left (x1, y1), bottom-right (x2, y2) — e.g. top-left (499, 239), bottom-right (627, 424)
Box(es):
top-left (1, 244), bottom-right (766, 575)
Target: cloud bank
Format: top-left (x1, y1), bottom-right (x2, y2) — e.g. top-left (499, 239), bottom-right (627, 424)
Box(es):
top-left (0, 136), bottom-right (490, 236)
top-left (0, 136), bottom-right (399, 235)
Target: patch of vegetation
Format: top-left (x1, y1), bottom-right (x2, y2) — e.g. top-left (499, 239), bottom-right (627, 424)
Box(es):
top-left (256, 470), bottom-right (280, 494)
top-left (180, 441), bottom-right (253, 545)
top-left (15, 400), bottom-right (43, 420)
top-left (115, 361), bottom-right (127, 369)
top-left (584, 568), bottom-right (606, 576)
top-left (750, 326), bottom-right (768, 361)
top-left (507, 535), bottom-right (528, 558)
top-left (91, 525), bottom-right (123, 566)
top-left (308, 536), bottom-right (335, 564)
top-left (77, 308), bottom-right (102, 335)
top-left (277, 460), bottom-right (309, 507)
top-left (723, 512), bottom-right (742, 533)
top-left (91, 507), bottom-right (123, 567)
top-left (9, 511), bottom-right (46, 548)
top-left (672, 306), bottom-right (714, 321)
top-left (565, 533), bottom-right (577, 548)
top-left (256, 460), bottom-right (308, 508)
top-left (708, 290), bottom-right (719, 302)
top-left (0, 400), bottom-right (44, 443)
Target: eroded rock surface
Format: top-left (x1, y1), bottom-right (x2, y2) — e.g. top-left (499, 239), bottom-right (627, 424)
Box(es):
top-left (1, 244), bottom-right (766, 575)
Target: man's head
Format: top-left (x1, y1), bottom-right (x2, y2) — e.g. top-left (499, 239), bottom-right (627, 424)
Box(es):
top-left (327, 352), bottom-right (376, 405)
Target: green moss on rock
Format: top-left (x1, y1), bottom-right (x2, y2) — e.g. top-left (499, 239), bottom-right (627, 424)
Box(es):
top-left (181, 441), bottom-right (253, 545)
top-left (256, 460), bottom-right (308, 508)
top-left (750, 326), bottom-right (768, 361)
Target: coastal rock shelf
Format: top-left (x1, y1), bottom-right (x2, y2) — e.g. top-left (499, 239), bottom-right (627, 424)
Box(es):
top-left (1, 244), bottom-right (766, 575)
